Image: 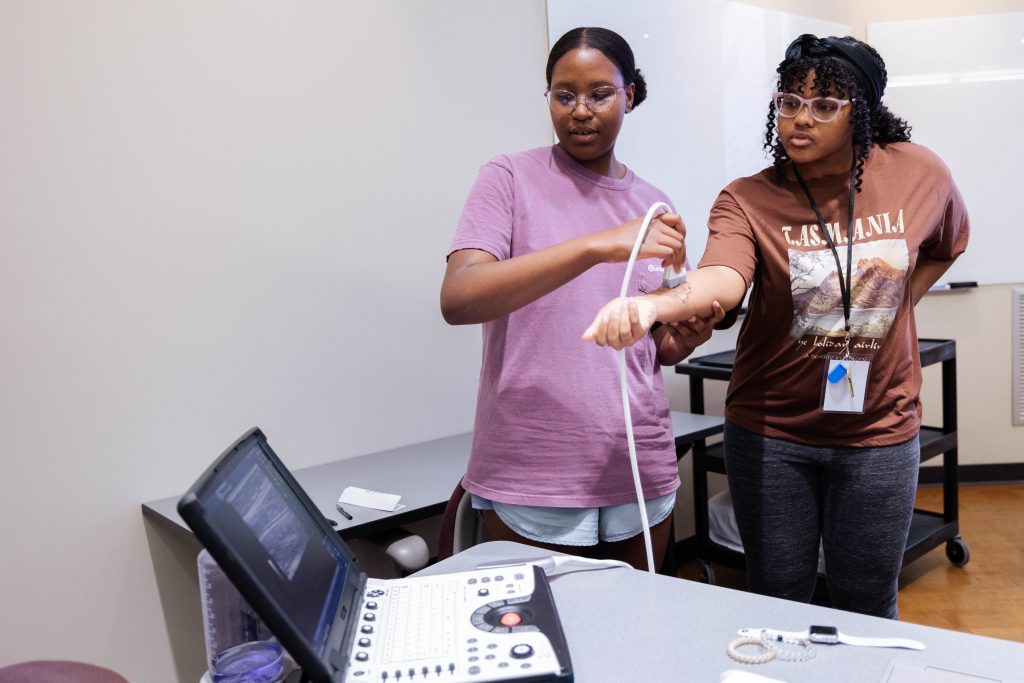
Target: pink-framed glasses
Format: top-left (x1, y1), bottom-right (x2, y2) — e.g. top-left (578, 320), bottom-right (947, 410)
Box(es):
top-left (773, 91), bottom-right (852, 123)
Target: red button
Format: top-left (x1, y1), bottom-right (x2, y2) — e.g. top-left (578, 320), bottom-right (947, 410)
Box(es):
top-left (499, 612), bottom-right (522, 627)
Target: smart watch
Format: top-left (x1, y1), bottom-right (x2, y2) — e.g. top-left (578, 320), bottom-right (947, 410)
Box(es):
top-left (737, 626), bottom-right (925, 651)
top-left (809, 625), bottom-right (840, 644)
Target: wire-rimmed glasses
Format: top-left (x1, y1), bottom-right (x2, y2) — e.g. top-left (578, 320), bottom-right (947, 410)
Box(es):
top-left (773, 92), bottom-right (851, 123)
top-left (545, 86), bottom-right (624, 114)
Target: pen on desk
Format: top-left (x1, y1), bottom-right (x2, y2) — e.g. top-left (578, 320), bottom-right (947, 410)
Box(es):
top-left (335, 503), bottom-right (353, 520)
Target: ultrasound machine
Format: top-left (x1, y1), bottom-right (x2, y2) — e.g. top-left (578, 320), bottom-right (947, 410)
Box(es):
top-left (178, 427), bottom-right (574, 683)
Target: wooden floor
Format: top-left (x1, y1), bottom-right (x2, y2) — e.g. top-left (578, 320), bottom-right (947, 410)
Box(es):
top-left (677, 483), bottom-right (1024, 642)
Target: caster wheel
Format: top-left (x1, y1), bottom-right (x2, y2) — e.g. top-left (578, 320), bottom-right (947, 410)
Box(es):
top-left (945, 537), bottom-right (970, 567)
top-left (698, 561), bottom-right (716, 585)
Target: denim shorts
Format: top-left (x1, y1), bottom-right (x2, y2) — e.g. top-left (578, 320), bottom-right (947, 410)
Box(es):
top-left (470, 492), bottom-right (676, 546)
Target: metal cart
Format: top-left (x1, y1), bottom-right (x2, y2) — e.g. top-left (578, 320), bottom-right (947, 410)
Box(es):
top-left (675, 337), bottom-right (969, 585)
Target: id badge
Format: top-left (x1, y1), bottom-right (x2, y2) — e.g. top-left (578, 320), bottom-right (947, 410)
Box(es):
top-left (821, 359), bottom-right (870, 413)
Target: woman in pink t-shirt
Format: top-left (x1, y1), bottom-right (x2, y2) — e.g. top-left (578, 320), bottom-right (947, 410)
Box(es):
top-left (442, 27), bottom-right (724, 571)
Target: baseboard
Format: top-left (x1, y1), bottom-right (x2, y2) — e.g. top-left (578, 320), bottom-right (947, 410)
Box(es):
top-left (919, 462), bottom-right (1024, 485)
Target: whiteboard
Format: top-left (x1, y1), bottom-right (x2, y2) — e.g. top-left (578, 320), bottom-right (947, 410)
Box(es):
top-left (547, 0), bottom-right (850, 265)
top-left (869, 13), bottom-right (1024, 286)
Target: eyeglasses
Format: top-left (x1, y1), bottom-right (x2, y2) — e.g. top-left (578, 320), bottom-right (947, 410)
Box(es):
top-left (545, 86), bottom-right (624, 114)
top-left (773, 92), bottom-right (851, 123)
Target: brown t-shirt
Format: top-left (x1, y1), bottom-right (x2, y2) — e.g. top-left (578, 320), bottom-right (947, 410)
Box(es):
top-left (700, 142), bottom-right (969, 447)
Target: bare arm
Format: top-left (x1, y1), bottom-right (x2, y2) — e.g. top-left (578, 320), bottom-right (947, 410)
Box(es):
top-left (583, 265), bottom-right (747, 349)
top-left (911, 253), bottom-right (958, 305)
top-left (652, 301), bottom-right (727, 365)
top-left (440, 214), bottom-right (686, 325)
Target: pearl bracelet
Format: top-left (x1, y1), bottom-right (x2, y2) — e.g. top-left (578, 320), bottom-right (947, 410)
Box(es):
top-left (727, 637), bottom-right (775, 665)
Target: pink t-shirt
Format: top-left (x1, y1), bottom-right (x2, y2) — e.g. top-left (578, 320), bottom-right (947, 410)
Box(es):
top-left (449, 145), bottom-right (680, 507)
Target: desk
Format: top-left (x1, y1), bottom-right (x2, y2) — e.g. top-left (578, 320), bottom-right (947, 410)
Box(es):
top-left (418, 541), bottom-right (1024, 683)
top-left (141, 412), bottom-right (725, 541)
top-left (143, 432), bottom-right (474, 540)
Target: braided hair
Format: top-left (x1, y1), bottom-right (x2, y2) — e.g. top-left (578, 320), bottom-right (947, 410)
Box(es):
top-left (764, 34), bottom-right (911, 190)
top-left (546, 27), bottom-right (648, 109)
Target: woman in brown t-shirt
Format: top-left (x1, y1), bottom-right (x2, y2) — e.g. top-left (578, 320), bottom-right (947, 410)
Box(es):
top-left (584, 34), bottom-right (969, 619)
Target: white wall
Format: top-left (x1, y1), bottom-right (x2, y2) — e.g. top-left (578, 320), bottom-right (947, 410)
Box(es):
top-left (734, 0), bottom-right (1024, 37)
top-left (850, 0), bottom-right (1024, 36)
top-left (917, 286), bottom-right (1024, 471)
top-left (0, 2), bottom-right (549, 680)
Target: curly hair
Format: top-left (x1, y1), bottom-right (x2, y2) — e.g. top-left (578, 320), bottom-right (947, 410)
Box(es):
top-left (764, 35), bottom-right (912, 191)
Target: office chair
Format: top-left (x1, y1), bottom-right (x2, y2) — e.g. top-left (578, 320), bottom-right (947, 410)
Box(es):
top-left (364, 526), bottom-right (431, 576)
top-left (0, 661), bottom-right (129, 683)
top-left (437, 480), bottom-right (487, 561)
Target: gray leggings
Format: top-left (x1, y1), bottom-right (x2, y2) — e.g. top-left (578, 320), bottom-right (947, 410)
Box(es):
top-left (724, 422), bottom-right (919, 619)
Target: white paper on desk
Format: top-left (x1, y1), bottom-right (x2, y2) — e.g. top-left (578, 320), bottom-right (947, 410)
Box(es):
top-left (338, 486), bottom-right (404, 512)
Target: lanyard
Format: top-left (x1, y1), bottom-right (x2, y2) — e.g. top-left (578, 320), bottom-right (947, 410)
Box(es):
top-left (792, 152), bottom-right (857, 333)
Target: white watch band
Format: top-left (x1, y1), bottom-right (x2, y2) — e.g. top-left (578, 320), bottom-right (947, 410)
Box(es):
top-left (837, 633), bottom-right (925, 650)
top-left (738, 628), bottom-right (925, 651)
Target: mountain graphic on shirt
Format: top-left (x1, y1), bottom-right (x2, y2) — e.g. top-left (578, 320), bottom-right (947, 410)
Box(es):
top-left (851, 257), bottom-right (905, 308)
top-left (793, 256), bottom-right (904, 315)
top-left (790, 254), bottom-right (907, 340)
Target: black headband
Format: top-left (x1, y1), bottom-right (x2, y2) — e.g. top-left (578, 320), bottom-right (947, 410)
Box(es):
top-left (785, 34), bottom-right (886, 107)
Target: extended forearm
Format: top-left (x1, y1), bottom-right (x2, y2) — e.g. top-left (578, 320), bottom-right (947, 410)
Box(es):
top-left (645, 266), bottom-right (746, 323)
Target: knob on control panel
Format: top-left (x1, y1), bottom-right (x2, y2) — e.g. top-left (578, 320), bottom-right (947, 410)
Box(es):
top-left (510, 644), bottom-right (534, 659)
